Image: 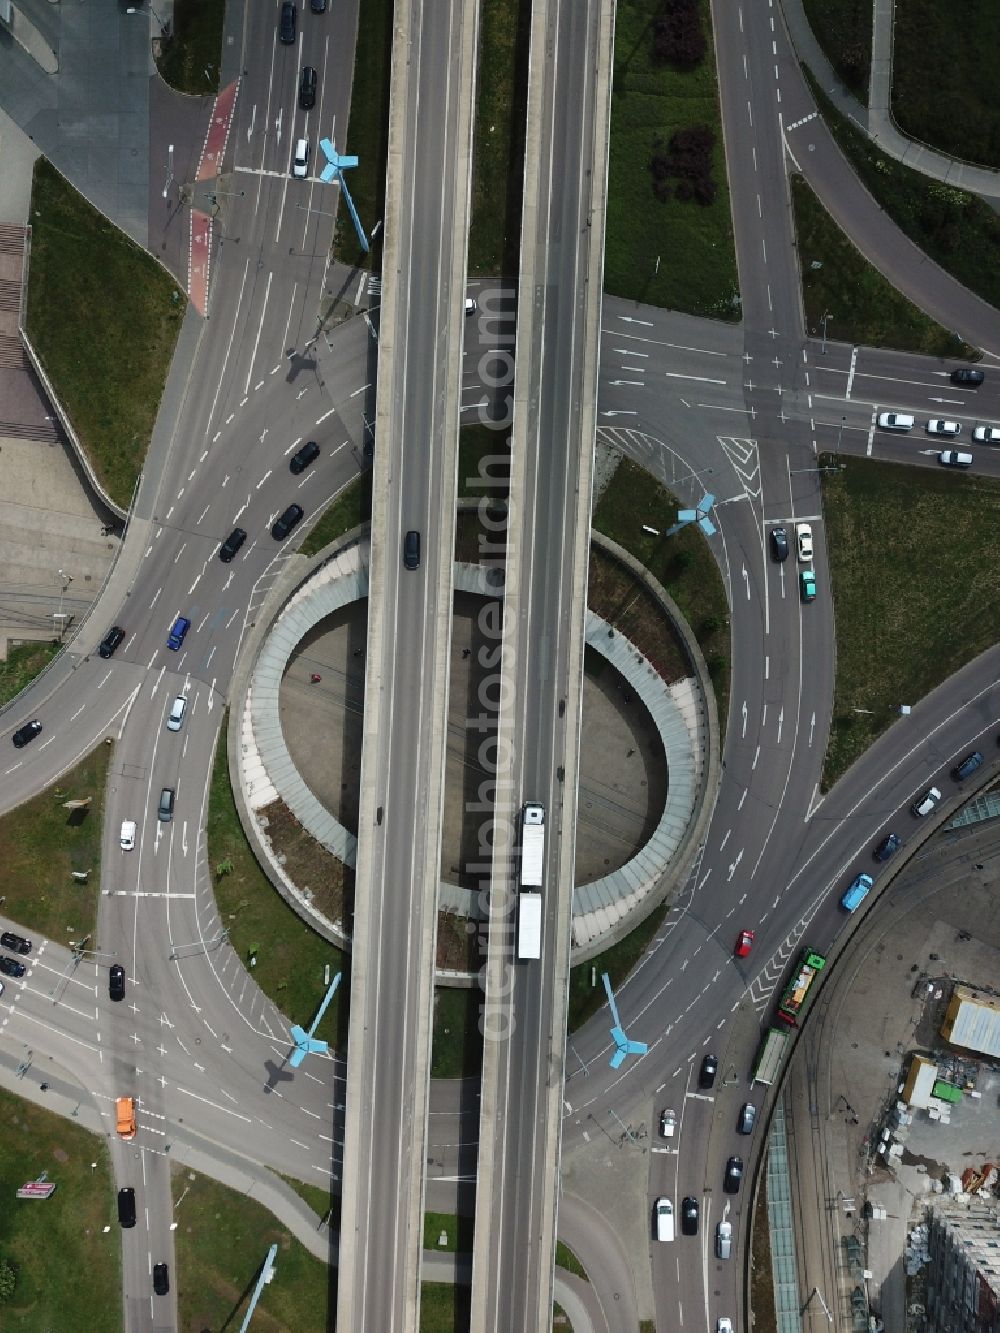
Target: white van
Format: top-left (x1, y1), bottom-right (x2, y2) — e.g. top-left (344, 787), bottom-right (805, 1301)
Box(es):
top-left (654, 1197), bottom-right (674, 1242)
top-left (877, 412), bottom-right (914, 432)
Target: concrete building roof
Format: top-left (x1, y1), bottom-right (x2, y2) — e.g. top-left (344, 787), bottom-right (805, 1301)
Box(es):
top-left (941, 986), bottom-right (1000, 1060)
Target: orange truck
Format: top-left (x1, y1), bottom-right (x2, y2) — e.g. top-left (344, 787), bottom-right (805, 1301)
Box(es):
top-left (115, 1096), bottom-right (136, 1140)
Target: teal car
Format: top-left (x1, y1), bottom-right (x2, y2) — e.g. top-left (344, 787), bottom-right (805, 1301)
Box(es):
top-left (800, 568), bottom-right (817, 602)
top-left (841, 873), bottom-right (873, 912)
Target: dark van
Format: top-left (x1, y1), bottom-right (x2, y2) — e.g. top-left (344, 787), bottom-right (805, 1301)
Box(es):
top-left (404, 529), bottom-right (420, 570)
top-left (299, 66), bottom-right (317, 110)
top-left (279, 1), bottom-right (295, 44)
top-left (118, 1187), bottom-right (136, 1228)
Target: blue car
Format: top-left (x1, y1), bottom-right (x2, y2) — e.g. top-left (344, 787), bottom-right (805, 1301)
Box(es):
top-left (800, 568), bottom-right (817, 602)
top-left (167, 616), bottom-right (191, 651)
top-left (841, 873), bottom-right (873, 912)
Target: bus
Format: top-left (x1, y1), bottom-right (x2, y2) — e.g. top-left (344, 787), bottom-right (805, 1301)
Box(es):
top-left (775, 948), bottom-right (827, 1026)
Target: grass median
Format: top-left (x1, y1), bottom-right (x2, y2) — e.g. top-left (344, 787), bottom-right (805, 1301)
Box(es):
top-left (821, 455), bottom-right (1000, 788)
top-left (792, 175), bottom-right (977, 359)
top-left (207, 725), bottom-right (346, 1048)
top-left (26, 159), bottom-right (185, 510)
top-left (468, 0), bottom-right (530, 277)
top-left (334, 0), bottom-right (392, 266)
top-left (805, 71), bottom-right (1000, 317)
top-left (0, 1085), bottom-right (119, 1331)
top-left (606, 0), bottom-right (739, 318)
top-left (0, 742), bottom-right (109, 946)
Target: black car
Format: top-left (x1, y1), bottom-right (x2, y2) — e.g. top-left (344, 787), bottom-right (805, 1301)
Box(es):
top-left (298, 66), bottom-right (317, 110)
top-left (152, 1263), bottom-right (170, 1295)
top-left (723, 1156), bottom-right (744, 1194)
top-left (109, 964), bottom-right (126, 1002)
top-left (310, 0), bottom-right (327, 11)
top-left (0, 957), bottom-right (26, 978)
top-left (12, 719), bottom-right (42, 749)
top-left (117, 1187), bottom-right (136, 1228)
top-left (770, 526), bottom-right (789, 561)
top-left (272, 503), bottom-right (304, 540)
top-left (403, 528), bottom-right (421, 571)
top-left (951, 367), bottom-right (985, 386)
top-left (699, 1053), bottom-right (718, 1089)
top-left (681, 1196), bottom-right (699, 1235)
top-left (874, 833), bottom-right (901, 862)
top-left (218, 527), bottom-right (247, 562)
top-left (278, 0), bottom-right (295, 43)
top-left (99, 625), bottom-right (126, 659)
top-left (289, 439), bottom-right (320, 474)
top-left (952, 751), bottom-right (984, 782)
top-left (0, 932), bottom-right (31, 955)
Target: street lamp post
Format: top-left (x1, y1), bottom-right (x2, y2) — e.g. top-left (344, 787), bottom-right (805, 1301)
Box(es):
top-left (837, 414), bottom-right (847, 450)
top-left (162, 143), bottom-right (174, 200)
top-left (820, 311), bottom-right (830, 354)
top-left (55, 569), bottom-right (73, 638)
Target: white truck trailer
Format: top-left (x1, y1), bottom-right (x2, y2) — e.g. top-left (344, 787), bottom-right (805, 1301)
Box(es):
top-left (517, 803), bottom-right (545, 960)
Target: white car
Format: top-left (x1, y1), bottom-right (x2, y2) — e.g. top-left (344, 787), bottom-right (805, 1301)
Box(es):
top-left (717, 1321), bottom-right (734, 1333)
top-left (939, 450), bottom-right (973, 468)
top-left (166, 695), bottom-right (187, 732)
top-left (120, 820), bottom-right (136, 851)
top-left (972, 425), bottom-right (1000, 443)
top-left (795, 522), bottom-right (813, 562)
top-left (660, 1108), bottom-right (676, 1138)
top-left (926, 419), bottom-right (961, 437)
top-left (876, 412), bottom-right (914, 432)
top-left (912, 786), bottom-right (942, 818)
top-left (464, 297), bottom-right (477, 315)
top-left (292, 139), bottom-right (310, 179)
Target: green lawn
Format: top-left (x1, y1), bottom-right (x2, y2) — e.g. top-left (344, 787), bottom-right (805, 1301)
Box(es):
top-left (299, 473), bottom-right (372, 557)
top-left (458, 422), bottom-right (511, 500)
top-left (802, 0), bottom-right (872, 101)
top-left (334, 0), bottom-right (393, 266)
top-left (420, 1282), bottom-right (473, 1331)
top-left (821, 456), bottom-right (1000, 788)
top-left (423, 1210), bottom-right (474, 1255)
top-left (892, 0), bottom-right (1000, 170)
top-left (155, 0), bottom-right (226, 94)
top-left (0, 641), bottom-right (60, 707)
top-left (567, 902), bottom-right (667, 1032)
top-left (26, 159), bottom-right (185, 510)
top-left (468, 0), bottom-right (531, 276)
top-left (791, 176), bottom-right (977, 359)
top-left (431, 986), bottom-right (484, 1079)
top-left (593, 456), bottom-right (731, 733)
top-left (0, 1084), bottom-right (119, 1331)
top-left (555, 1240), bottom-right (588, 1281)
top-left (806, 72), bottom-right (1000, 317)
top-left (207, 725), bottom-right (347, 1049)
top-left (606, 0), bottom-right (739, 318)
top-left (0, 743), bottom-right (109, 947)
top-left (172, 1168), bottom-right (331, 1332)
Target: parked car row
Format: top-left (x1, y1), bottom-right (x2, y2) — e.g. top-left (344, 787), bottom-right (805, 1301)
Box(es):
top-left (768, 523), bottom-right (819, 602)
top-left (841, 748), bottom-right (992, 913)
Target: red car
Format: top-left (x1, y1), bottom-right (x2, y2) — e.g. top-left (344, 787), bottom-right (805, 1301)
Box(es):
top-left (735, 929), bottom-right (755, 958)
